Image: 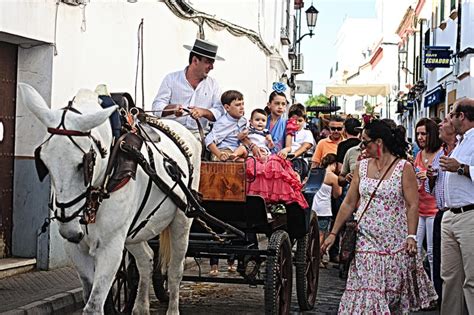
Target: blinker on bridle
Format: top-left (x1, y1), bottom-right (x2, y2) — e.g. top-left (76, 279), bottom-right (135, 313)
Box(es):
top-left (36, 99), bottom-right (109, 233)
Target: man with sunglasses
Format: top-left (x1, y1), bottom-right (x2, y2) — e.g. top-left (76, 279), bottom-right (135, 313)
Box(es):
top-left (439, 99), bottom-right (474, 314)
top-left (311, 116), bottom-right (345, 168)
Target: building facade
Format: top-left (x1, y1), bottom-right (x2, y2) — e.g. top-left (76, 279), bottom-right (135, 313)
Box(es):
top-left (0, 0), bottom-right (298, 269)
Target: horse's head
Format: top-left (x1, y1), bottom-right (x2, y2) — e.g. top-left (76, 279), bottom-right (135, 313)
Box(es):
top-left (18, 83), bottom-right (118, 243)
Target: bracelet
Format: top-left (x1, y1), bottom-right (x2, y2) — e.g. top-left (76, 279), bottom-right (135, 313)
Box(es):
top-left (329, 232), bottom-right (337, 237)
top-left (406, 234), bottom-right (417, 242)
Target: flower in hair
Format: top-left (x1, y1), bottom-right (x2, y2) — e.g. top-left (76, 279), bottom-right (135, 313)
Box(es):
top-left (272, 82), bottom-right (287, 93)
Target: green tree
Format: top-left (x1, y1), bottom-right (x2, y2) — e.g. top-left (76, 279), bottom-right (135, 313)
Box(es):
top-left (305, 93), bottom-right (330, 107)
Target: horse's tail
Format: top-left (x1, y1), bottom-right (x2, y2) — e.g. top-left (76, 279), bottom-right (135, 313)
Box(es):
top-left (159, 226), bottom-right (171, 272)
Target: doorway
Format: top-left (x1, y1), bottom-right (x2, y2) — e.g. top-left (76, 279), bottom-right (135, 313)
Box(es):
top-left (0, 41), bottom-right (18, 257)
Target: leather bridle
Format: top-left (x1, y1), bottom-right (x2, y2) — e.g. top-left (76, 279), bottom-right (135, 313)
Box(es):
top-left (35, 100), bottom-right (108, 225)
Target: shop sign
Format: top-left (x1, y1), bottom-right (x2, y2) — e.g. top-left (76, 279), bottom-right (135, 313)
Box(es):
top-left (424, 86), bottom-right (446, 108)
top-left (424, 46), bottom-right (453, 68)
top-left (295, 80), bottom-right (313, 94)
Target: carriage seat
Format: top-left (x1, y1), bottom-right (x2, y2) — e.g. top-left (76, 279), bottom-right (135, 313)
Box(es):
top-left (303, 167), bottom-right (326, 195)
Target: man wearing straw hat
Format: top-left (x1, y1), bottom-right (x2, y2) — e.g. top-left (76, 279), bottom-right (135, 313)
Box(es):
top-left (152, 38), bottom-right (225, 139)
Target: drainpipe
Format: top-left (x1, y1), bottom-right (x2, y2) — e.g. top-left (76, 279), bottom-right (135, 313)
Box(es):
top-left (419, 20), bottom-right (425, 117)
top-left (446, 0), bottom-right (462, 116)
top-left (456, 0), bottom-right (462, 54)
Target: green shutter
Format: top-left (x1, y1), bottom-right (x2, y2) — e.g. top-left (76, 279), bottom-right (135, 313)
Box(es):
top-left (441, 0), bottom-right (445, 21)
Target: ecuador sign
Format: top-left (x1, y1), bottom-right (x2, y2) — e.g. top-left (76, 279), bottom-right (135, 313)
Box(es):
top-left (424, 46), bottom-right (452, 68)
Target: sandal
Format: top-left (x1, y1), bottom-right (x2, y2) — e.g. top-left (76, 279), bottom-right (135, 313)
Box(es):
top-left (227, 265), bottom-right (237, 273)
top-left (209, 269), bottom-right (219, 276)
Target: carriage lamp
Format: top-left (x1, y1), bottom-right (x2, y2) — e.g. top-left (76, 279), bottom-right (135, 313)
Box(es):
top-left (295, 4), bottom-right (319, 45)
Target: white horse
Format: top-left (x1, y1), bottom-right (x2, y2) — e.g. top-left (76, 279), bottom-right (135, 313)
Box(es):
top-left (18, 83), bottom-right (200, 315)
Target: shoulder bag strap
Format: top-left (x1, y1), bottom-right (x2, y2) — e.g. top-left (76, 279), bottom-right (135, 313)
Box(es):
top-left (357, 158), bottom-right (399, 224)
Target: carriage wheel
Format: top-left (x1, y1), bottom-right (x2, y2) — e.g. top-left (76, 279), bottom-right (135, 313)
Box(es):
top-left (295, 212), bottom-right (320, 310)
top-left (152, 245), bottom-right (169, 302)
top-left (264, 230), bottom-right (293, 315)
top-left (104, 251), bottom-right (138, 314)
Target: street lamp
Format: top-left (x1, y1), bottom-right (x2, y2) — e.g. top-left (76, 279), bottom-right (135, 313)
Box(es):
top-left (295, 4), bottom-right (319, 45)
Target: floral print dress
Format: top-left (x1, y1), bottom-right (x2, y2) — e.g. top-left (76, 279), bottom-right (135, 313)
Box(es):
top-left (339, 159), bottom-right (437, 314)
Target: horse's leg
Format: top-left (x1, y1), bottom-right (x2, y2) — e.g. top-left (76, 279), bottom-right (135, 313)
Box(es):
top-left (125, 241), bottom-right (154, 315)
top-left (82, 236), bottom-right (125, 314)
top-left (166, 210), bottom-right (192, 315)
top-left (64, 242), bottom-right (94, 303)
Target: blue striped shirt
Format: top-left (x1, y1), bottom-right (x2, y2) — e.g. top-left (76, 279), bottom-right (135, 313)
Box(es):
top-left (425, 148), bottom-right (448, 209)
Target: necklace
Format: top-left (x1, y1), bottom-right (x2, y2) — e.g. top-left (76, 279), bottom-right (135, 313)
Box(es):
top-left (422, 151), bottom-right (429, 164)
top-left (374, 157), bottom-right (394, 179)
top-left (374, 162), bottom-right (383, 179)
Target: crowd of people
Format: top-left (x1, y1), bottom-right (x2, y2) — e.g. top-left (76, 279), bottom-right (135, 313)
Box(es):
top-left (150, 37), bottom-right (474, 313)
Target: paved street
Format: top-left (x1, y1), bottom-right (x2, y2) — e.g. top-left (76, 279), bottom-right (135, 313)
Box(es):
top-left (150, 261), bottom-right (439, 315)
top-left (150, 262), bottom-right (350, 315)
top-left (2, 259), bottom-right (440, 315)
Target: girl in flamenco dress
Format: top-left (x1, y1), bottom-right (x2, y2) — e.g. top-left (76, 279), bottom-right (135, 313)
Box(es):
top-left (244, 83), bottom-right (308, 210)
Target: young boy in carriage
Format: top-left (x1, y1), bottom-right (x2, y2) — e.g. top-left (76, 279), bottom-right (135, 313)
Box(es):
top-left (205, 90), bottom-right (248, 161)
top-left (282, 105), bottom-right (315, 158)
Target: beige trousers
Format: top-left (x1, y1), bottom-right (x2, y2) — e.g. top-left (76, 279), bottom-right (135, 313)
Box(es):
top-left (441, 209), bottom-right (474, 314)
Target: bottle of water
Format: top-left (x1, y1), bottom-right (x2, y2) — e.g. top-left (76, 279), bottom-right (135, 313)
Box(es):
top-left (415, 167), bottom-right (421, 187)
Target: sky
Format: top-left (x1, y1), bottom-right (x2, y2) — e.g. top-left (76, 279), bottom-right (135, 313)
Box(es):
top-left (296, 0), bottom-right (377, 103)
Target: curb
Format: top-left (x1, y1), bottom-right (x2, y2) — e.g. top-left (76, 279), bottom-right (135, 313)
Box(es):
top-left (2, 258), bottom-right (197, 314)
top-left (1, 288), bottom-right (83, 315)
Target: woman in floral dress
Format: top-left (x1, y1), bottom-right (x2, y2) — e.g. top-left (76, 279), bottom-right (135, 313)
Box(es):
top-left (321, 120), bottom-right (437, 313)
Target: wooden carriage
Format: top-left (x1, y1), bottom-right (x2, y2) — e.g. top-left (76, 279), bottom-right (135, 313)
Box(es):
top-left (105, 98), bottom-right (322, 314)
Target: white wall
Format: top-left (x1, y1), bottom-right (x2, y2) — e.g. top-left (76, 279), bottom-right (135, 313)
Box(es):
top-left (3, 0), bottom-right (289, 152)
top-left (333, 18), bottom-right (378, 83)
top-left (4, 0), bottom-right (290, 268)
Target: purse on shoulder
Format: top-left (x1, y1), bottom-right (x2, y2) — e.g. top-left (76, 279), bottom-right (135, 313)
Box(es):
top-left (339, 158), bottom-right (399, 265)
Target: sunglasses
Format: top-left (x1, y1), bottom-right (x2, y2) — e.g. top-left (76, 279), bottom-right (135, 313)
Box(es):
top-left (360, 139), bottom-right (374, 147)
top-left (330, 127), bottom-right (343, 131)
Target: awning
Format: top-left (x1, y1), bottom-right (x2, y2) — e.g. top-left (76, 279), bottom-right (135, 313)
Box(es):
top-left (325, 84), bottom-right (390, 97)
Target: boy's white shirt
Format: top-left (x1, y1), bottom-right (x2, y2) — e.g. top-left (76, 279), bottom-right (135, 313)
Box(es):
top-left (291, 128), bottom-right (315, 153)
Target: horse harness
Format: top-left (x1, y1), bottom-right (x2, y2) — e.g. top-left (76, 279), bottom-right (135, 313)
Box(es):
top-left (36, 101), bottom-right (202, 240)
top-left (35, 100), bottom-right (109, 230)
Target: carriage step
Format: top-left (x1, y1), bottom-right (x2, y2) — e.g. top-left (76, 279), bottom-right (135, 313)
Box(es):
top-left (0, 258), bottom-right (37, 279)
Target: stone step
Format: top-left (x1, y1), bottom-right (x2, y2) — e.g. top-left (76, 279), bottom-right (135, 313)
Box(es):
top-left (0, 258), bottom-right (37, 279)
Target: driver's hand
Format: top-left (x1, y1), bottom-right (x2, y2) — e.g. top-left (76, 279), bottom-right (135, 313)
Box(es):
top-left (189, 106), bottom-right (204, 119)
top-left (174, 105), bottom-right (184, 117)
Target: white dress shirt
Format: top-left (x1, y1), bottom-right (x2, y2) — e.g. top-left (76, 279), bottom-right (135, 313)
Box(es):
top-left (444, 127), bottom-right (474, 208)
top-left (152, 67), bottom-right (224, 132)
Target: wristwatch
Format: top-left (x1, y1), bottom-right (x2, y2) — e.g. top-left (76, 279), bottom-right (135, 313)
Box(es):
top-left (406, 235), bottom-right (417, 242)
top-left (457, 164), bottom-right (466, 176)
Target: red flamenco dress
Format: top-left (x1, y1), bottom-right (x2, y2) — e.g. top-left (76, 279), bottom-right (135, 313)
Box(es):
top-left (246, 118), bottom-right (308, 209)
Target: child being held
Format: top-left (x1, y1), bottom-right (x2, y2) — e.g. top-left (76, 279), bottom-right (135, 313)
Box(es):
top-left (205, 90), bottom-right (247, 161)
top-left (235, 108), bottom-right (275, 159)
top-left (281, 105), bottom-right (315, 158)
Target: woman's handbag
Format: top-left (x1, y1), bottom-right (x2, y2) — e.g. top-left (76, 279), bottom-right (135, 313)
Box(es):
top-left (339, 158), bottom-right (399, 264)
